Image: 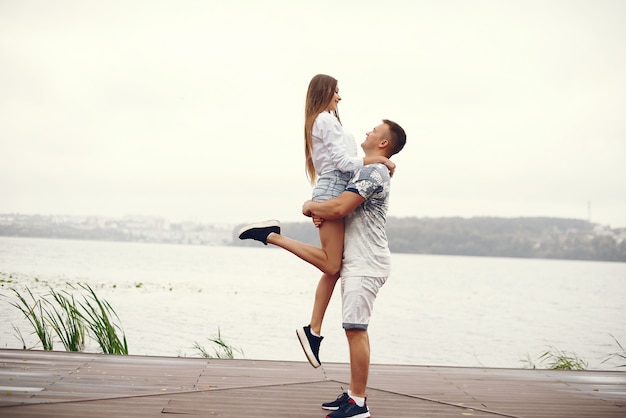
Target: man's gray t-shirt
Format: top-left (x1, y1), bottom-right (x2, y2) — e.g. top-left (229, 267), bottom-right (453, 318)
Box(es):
top-left (340, 163), bottom-right (391, 278)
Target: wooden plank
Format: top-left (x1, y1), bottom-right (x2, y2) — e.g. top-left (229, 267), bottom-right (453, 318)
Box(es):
top-left (0, 349), bottom-right (624, 417)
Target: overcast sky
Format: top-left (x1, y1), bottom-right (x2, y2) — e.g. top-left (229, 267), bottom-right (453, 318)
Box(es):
top-left (1, 0), bottom-right (625, 227)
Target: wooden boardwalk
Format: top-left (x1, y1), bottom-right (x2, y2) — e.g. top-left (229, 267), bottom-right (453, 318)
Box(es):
top-left (0, 349), bottom-right (624, 417)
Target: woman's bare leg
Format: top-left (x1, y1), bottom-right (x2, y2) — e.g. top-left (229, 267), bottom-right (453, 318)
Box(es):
top-left (267, 218), bottom-right (344, 334)
top-left (309, 218), bottom-right (344, 335)
top-left (266, 218), bottom-right (344, 276)
top-left (309, 272), bottom-right (339, 335)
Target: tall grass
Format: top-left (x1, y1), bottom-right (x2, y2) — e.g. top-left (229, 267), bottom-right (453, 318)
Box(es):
top-left (6, 283), bottom-right (127, 355)
top-left (522, 346), bottom-right (588, 370)
top-left (75, 283), bottom-right (128, 355)
top-left (538, 347), bottom-right (588, 370)
top-left (602, 334), bottom-right (626, 368)
top-left (7, 287), bottom-right (54, 350)
top-left (193, 328), bottom-right (243, 359)
top-left (45, 286), bottom-right (86, 351)
top-left (523, 335), bottom-right (626, 370)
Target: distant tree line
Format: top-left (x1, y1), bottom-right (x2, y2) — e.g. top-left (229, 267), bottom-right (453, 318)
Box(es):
top-left (386, 217), bottom-right (625, 262)
top-left (234, 217), bottom-right (626, 262)
top-left (2, 214), bottom-right (624, 262)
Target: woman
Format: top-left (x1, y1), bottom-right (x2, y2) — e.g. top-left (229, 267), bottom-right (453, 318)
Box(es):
top-left (238, 74), bottom-right (394, 368)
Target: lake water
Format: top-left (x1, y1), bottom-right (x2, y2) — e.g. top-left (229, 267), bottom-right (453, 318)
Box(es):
top-left (1, 236), bottom-right (625, 370)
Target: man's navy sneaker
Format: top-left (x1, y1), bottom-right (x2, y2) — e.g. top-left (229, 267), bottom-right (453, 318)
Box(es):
top-left (296, 325), bottom-right (322, 368)
top-left (237, 220), bottom-right (280, 245)
top-left (322, 391), bottom-right (350, 411)
top-left (326, 397), bottom-right (370, 418)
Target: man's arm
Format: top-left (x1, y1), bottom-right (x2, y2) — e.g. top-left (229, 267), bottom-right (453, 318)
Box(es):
top-left (302, 190), bottom-right (365, 220)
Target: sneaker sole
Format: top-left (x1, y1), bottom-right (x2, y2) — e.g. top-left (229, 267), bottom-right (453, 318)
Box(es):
top-left (237, 219), bottom-right (280, 238)
top-left (322, 405), bottom-right (340, 411)
top-left (327, 410), bottom-right (370, 418)
top-left (322, 395), bottom-right (348, 410)
top-left (296, 328), bottom-right (321, 368)
top-left (324, 411), bottom-right (369, 418)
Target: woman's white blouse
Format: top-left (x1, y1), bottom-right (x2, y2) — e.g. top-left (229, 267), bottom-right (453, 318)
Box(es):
top-left (311, 111), bottom-right (363, 176)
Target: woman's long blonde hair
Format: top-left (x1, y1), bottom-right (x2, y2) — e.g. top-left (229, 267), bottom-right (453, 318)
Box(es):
top-left (304, 74), bottom-right (340, 185)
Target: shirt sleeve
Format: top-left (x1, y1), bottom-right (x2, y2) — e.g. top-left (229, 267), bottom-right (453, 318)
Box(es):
top-left (345, 165), bottom-right (386, 199)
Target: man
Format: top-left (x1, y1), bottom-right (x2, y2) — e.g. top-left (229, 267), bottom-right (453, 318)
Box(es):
top-left (239, 119), bottom-right (406, 418)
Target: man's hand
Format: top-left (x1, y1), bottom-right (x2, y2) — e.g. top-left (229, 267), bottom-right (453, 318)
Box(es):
top-left (303, 191), bottom-right (365, 221)
top-left (302, 200), bottom-right (313, 217)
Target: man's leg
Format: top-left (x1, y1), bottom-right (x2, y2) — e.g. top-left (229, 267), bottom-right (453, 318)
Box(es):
top-left (340, 276), bottom-right (386, 400)
top-left (346, 329), bottom-right (370, 398)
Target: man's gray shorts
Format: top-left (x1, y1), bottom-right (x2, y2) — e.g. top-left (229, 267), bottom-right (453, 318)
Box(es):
top-left (341, 276), bottom-right (387, 330)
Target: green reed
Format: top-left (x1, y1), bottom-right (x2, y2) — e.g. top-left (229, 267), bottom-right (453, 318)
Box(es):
top-left (539, 347), bottom-right (588, 370)
top-left (75, 283), bottom-right (128, 355)
top-left (522, 346), bottom-right (588, 370)
top-left (7, 283), bottom-right (127, 355)
top-left (193, 328), bottom-right (243, 359)
top-left (602, 334), bottom-right (626, 368)
top-left (7, 287), bottom-right (54, 350)
top-left (45, 286), bottom-right (86, 352)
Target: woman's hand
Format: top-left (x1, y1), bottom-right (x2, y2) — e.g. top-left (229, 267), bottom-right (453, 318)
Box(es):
top-left (382, 158), bottom-right (396, 177)
top-left (363, 155), bottom-right (396, 176)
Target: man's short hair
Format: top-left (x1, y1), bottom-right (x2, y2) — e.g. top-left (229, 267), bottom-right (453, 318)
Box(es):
top-left (382, 119), bottom-right (406, 156)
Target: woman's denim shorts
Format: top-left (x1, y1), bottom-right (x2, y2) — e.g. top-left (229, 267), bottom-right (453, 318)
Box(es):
top-left (312, 170), bottom-right (352, 202)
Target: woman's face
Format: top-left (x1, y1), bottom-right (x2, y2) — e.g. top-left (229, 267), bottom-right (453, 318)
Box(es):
top-left (325, 86), bottom-right (341, 112)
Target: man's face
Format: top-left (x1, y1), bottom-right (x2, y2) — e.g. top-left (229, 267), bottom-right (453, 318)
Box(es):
top-left (361, 123), bottom-right (389, 152)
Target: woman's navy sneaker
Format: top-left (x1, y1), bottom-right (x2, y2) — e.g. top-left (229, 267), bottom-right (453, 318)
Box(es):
top-left (237, 220), bottom-right (280, 245)
top-left (296, 325), bottom-right (322, 368)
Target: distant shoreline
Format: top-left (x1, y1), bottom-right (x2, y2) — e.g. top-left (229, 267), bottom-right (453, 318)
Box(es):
top-left (2, 214), bottom-right (625, 262)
